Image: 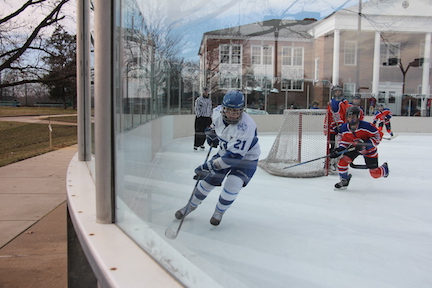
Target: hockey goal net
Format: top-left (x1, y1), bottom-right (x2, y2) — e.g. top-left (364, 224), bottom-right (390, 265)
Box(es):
top-left (259, 109), bottom-right (329, 178)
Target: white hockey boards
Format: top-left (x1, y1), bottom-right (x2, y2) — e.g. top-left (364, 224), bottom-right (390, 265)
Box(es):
top-left (259, 109), bottom-right (329, 178)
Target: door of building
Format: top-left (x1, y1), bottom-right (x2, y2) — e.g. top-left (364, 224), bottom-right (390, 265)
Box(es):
top-left (377, 82), bottom-right (402, 115)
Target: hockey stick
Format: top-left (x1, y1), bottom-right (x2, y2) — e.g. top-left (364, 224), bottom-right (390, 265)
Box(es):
top-left (165, 146), bottom-right (213, 240)
top-left (383, 133), bottom-right (398, 140)
top-left (350, 162), bottom-right (368, 169)
top-left (283, 147), bottom-right (355, 169)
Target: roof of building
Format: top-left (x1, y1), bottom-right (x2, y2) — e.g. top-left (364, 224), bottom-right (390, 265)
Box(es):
top-left (204, 18), bottom-right (318, 40)
top-left (340, 0), bottom-right (432, 17)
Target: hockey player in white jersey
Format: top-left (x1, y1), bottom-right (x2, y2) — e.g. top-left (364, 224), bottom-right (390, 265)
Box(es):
top-left (175, 90), bottom-right (261, 226)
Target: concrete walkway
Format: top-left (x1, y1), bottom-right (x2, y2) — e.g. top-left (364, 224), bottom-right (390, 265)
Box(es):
top-left (0, 145), bottom-right (77, 288)
top-left (0, 115), bottom-right (78, 126)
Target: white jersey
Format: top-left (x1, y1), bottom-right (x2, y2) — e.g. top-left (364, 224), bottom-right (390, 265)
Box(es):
top-left (211, 105), bottom-right (261, 164)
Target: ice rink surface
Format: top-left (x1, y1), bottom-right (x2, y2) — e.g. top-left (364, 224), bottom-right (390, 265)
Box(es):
top-left (127, 133), bottom-right (432, 288)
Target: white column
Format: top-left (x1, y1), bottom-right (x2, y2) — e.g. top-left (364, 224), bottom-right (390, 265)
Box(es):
top-left (372, 31), bottom-right (381, 96)
top-left (332, 30), bottom-right (340, 86)
top-left (95, 0), bottom-right (113, 223)
top-left (421, 32), bottom-right (431, 116)
top-left (76, 0), bottom-right (92, 161)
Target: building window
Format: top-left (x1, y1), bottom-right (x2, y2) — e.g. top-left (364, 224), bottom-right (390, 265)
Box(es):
top-left (220, 73), bottom-right (241, 90)
top-left (220, 44), bottom-right (242, 64)
top-left (419, 43), bottom-right (431, 67)
top-left (344, 41), bottom-right (357, 66)
top-left (282, 47), bottom-right (303, 66)
top-left (343, 83), bottom-right (355, 97)
top-left (378, 91), bottom-right (386, 103)
top-left (314, 57), bottom-right (319, 81)
top-left (281, 79), bottom-right (303, 91)
top-left (231, 45), bottom-right (241, 64)
top-left (418, 85), bottom-right (423, 94)
top-left (380, 42), bottom-right (400, 66)
top-left (251, 46), bottom-right (261, 64)
top-left (263, 45), bottom-right (272, 65)
top-left (251, 45), bottom-right (273, 65)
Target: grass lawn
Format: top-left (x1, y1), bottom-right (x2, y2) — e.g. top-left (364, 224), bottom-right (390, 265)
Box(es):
top-left (0, 107), bottom-right (78, 167)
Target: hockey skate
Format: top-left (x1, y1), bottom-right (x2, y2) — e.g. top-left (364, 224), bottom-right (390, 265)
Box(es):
top-left (175, 204), bottom-right (196, 220)
top-left (210, 209), bottom-right (224, 226)
top-left (334, 174), bottom-right (352, 190)
top-left (382, 162), bottom-right (389, 178)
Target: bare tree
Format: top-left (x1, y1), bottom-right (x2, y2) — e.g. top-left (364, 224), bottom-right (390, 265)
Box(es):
top-left (0, 0), bottom-right (73, 90)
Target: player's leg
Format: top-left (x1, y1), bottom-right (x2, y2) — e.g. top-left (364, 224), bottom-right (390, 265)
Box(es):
top-left (385, 122), bottom-right (393, 137)
top-left (365, 157), bottom-right (389, 178)
top-left (194, 117), bottom-right (200, 150)
top-left (175, 167), bottom-right (227, 219)
top-left (210, 175), bottom-right (243, 225)
top-left (199, 117), bottom-right (213, 150)
top-left (210, 159), bottom-right (258, 225)
top-left (196, 117), bottom-right (208, 149)
top-left (329, 133), bottom-right (338, 173)
top-left (378, 122), bottom-right (384, 132)
top-left (334, 152), bottom-right (357, 190)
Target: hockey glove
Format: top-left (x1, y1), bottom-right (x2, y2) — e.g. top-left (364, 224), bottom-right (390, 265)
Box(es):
top-left (355, 139), bottom-right (370, 151)
top-left (194, 160), bottom-right (221, 179)
top-left (329, 147), bottom-right (345, 158)
top-left (205, 127), bottom-right (219, 148)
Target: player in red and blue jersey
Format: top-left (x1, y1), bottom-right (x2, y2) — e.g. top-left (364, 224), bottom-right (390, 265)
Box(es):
top-left (351, 94), bottom-right (364, 120)
top-left (329, 106), bottom-right (389, 190)
top-left (373, 104), bottom-right (394, 138)
top-left (324, 85), bottom-right (351, 173)
top-left (324, 86), bottom-right (351, 148)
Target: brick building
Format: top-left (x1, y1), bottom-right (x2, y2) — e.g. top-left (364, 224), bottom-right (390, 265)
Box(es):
top-left (198, 0), bottom-right (432, 115)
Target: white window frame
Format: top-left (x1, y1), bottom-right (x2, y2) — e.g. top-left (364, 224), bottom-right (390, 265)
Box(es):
top-left (281, 79), bottom-right (303, 91)
top-left (219, 72), bottom-right (241, 90)
top-left (343, 83), bottom-right (355, 97)
top-left (380, 42), bottom-right (400, 66)
top-left (251, 45), bottom-right (273, 65)
top-left (282, 46), bottom-right (304, 67)
top-left (344, 41), bottom-right (357, 66)
top-left (314, 57), bottom-right (319, 81)
top-left (219, 44), bottom-right (242, 65)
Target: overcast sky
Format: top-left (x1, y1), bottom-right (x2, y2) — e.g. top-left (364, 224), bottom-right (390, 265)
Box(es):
top-left (160, 0), bottom-right (362, 59)
top-left (1, 0), bottom-right (363, 60)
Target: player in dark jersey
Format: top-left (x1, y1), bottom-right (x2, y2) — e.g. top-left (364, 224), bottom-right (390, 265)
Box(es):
top-left (329, 106), bottom-right (389, 190)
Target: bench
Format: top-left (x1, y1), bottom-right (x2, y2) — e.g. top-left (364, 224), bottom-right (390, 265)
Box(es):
top-left (0, 100), bottom-right (20, 107)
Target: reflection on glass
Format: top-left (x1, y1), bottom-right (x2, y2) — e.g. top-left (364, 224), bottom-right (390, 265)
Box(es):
top-left (110, 0), bottom-right (432, 286)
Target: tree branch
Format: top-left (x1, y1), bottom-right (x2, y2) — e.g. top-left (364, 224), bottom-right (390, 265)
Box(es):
top-left (0, 72), bottom-right (76, 89)
top-left (0, 0), bottom-right (70, 72)
top-left (0, 0), bottom-right (47, 25)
